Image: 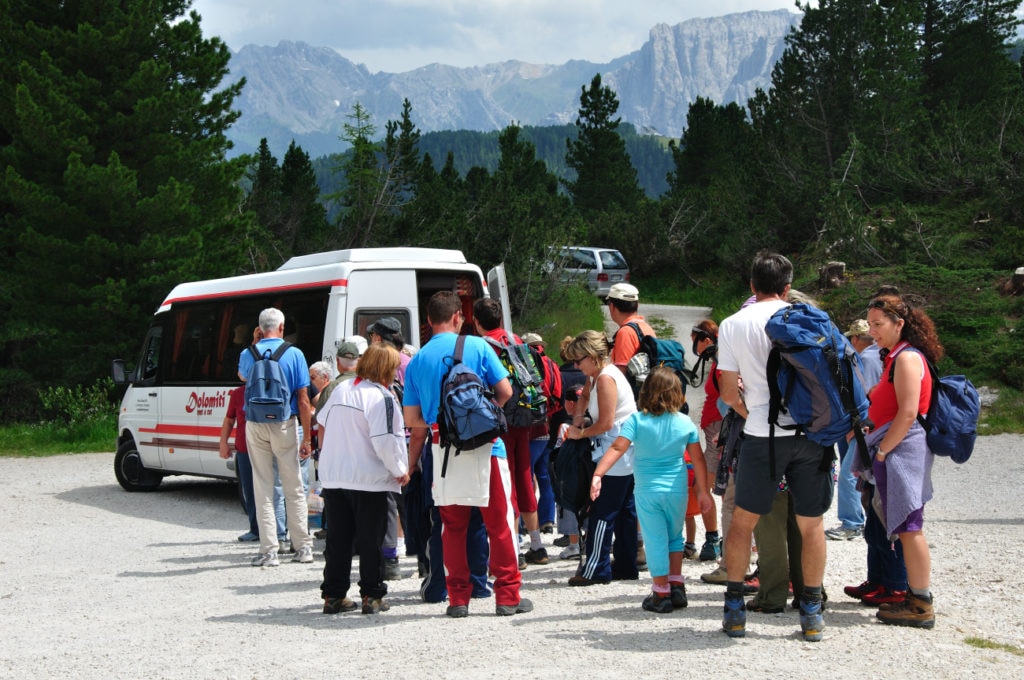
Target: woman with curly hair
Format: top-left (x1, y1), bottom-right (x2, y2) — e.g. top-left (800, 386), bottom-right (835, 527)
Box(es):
top-left (860, 292), bottom-right (944, 629)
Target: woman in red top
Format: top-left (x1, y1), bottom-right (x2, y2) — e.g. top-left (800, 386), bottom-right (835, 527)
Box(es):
top-left (864, 293), bottom-right (943, 629)
top-left (691, 320), bottom-right (723, 562)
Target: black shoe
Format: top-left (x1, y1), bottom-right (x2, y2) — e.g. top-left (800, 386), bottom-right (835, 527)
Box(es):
top-left (670, 583), bottom-right (688, 608)
top-left (539, 522), bottom-right (555, 534)
top-left (568, 575), bottom-right (610, 587)
top-left (524, 548), bottom-right (549, 565)
top-left (518, 554), bottom-right (527, 570)
top-left (745, 601), bottom-right (785, 614)
top-left (642, 592), bottom-right (674, 613)
top-left (495, 598), bottom-right (534, 616)
top-left (323, 597), bottom-right (358, 614)
top-left (553, 535), bottom-right (571, 548)
top-left (446, 604), bottom-right (469, 618)
top-left (383, 557), bottom-right (401, 581)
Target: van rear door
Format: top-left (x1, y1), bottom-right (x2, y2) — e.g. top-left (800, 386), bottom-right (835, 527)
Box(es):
top-left (486, 264), bottom-right (513, 336)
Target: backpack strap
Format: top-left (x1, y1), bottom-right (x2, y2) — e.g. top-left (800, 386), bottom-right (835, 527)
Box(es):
top-left (626, 321), bottom-right (644, 348)
top-left (269, 340), bottom-right (292, 361)
top-left (439, 335), bottom-right (469, 479)
top-left (886, 345), bottom-right (935, 430)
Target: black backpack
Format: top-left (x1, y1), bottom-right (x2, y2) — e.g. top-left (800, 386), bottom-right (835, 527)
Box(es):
top-left (551, 436), bottom-right (596, 519)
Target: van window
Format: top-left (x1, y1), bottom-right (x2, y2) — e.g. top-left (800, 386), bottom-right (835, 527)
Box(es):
top-left (565, 248), bottom-right (597, 269)
top-left (158, 289), bottom-right (330, 385)
top-left (355, 310), bottom-right (412, 344)
top-left (136, 326), bottom-right (163, 386)
top-left (599, 250), bottom-right (628, 269)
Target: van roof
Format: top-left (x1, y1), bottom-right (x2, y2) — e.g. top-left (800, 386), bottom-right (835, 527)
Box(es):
top-left (278, 247), bottom-right (467, 271)
top-left (157, 247), bottom-right (476, 313)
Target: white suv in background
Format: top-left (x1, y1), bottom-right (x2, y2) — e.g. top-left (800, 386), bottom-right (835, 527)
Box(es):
top-left (551, 246), bottom-right (630, 298)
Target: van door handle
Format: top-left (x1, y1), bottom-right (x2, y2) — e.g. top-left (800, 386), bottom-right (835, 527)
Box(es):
top-left (149, 392), bottom-right (158, 397)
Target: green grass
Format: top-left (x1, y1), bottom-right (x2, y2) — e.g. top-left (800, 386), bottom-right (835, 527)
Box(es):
top-left (632, 273), bottom-right (750, 322)
top-left (516, 284), bottom-right (605, 359)
top-left (964, 636), bottom-right (1024, 657)
top-left (0, 413), bottom-right (116, 456)
top-left (978, 386), bottom-right (1024, 434)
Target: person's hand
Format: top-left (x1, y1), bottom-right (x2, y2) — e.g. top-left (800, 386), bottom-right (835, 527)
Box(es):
top-left (396, 473), bottom-right (411, 487)
top-left (566, 426), bottom-right (583, 441)
top-left (218, 443), bottom-right (231, 460)
top-left (590, 475), bottom-right (602, 501)
top-left (697, 490), bottom-right (714, 515)
top-left (299, 441), bottom-right (312, 459)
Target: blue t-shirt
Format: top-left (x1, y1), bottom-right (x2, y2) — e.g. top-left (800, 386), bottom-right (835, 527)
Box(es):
top-left (237, 338), bottom-right (310, 417)
top-left (404, 332), bottom-right (510, 458)
top-left (619, 410), bottom-right (700, 494)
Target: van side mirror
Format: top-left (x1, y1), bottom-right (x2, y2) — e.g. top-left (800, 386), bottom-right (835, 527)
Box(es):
top-left (111, 359), bottom-right (128, 385)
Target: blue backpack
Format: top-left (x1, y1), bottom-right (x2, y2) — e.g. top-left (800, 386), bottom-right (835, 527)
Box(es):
top-left (244, 341), bottom-right (294, 422)
top-left (624, 322), bottom-right (692, 414)
top-left (888, 350), bottom-right (980, 464)
top-left (765, 304), bottom-right (871, 475)
top-left (437, 335), bottom-right (508, 477)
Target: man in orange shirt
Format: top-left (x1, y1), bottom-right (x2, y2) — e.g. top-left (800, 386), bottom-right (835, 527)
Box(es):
top-left (607, 283), bottom-right (655, 374)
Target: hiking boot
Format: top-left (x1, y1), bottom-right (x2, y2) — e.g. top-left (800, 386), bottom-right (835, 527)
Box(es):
top-left (383, 557), bottom-right (402, 580)
top-left (799, 600), bottom-right (825, 642)
top-left (291, 546), bottom-right (314, 563)
top-left (361, 596), bottom-right (390, 614)
top-left (558, 544), bottom-right (581, 560)
top-left (445, 604), bottom-right (469, 618)
top-left (495, 598), bottom-right (533, 616)
top-left (553, 535), bottom-right (571, 548)
top-left (518, 554), bottom-right (527, 570)
top-left (682, 543), bottom-right (697, 559)
top-left (670, 583), bottom-right (688, 608)
top-left (825, 525), bottom-right (864, 541)
top-left (699, 536), bottom-right (723, 561)
top-left (876, 593), bottom-right (935, 629)
top-left (701, 565), bottom-right (728, 585)
top-left (323, 597), bottom-right (358, 614)
top-left (844, 580), bottom-right (880, 600)
top-left (524, 547), bottom-right (549, 565)
top-left (642, 592), bottom-right (674, 614)
top-left (862, 587), bottom-right (907, 607)
top-left (251, 550), bottom-right (280, 567)
top-left (568, 575), bottom-right (610, 587)
top-left (722, 595), bottom-right (746, 638)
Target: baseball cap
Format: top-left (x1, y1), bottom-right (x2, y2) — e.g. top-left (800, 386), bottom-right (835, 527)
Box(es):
top-left (336, 341), bottom-right (360, 359)
top-left (844, 319), bottom-right (870, 337)
top-left (606, 283), bottom-right (639, 302)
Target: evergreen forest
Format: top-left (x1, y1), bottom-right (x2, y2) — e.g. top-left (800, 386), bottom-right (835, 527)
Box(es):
top-left (3, 0), bottom-right (1024, 424)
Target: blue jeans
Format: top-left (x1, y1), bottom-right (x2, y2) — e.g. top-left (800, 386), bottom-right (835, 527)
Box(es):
top-left (836, 439), bottom-right (866, 529)
top-left (235, 452), bottom-right (259, 535)
top-left (530, 439), bottom-right (556, 526)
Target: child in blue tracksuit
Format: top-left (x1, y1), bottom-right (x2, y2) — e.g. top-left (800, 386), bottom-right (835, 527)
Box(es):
top-left (590, 367), bottom-right (713, 612)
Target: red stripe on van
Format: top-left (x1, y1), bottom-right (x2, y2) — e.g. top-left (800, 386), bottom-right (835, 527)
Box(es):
top-left (163, 278), bottom-right (346, 305)
top-left (140, 424), bottom-right (226, 438)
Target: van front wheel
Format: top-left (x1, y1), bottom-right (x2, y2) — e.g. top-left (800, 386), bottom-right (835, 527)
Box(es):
top-left (115, 441), bottom-right (163, 491)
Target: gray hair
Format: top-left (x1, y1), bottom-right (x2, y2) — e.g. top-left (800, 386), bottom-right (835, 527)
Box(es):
top-left (258, 308), bottom-right (285, 334)
top-left (309, 360), bottom-right (333, 381)
top-left (336, 355), bottom-right (358, 371)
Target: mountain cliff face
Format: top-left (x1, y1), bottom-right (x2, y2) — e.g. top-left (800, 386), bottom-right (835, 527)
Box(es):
top-left (224, 9), bottom-right (801, 157)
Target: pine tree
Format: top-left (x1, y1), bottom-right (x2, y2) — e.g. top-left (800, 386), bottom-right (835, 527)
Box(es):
top-left (0, 0), bottom-right (247, 417)
top-left (564, 74), bottom-right (644, 216)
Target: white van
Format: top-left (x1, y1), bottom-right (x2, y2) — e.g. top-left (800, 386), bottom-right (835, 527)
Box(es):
top-left (111, 247), bottom-right (505, 492)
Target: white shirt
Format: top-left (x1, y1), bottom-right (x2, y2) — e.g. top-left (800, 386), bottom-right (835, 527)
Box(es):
top-left (588, 363), bottom-right (637, 475)
top-left (316, 378), bottom-right (408, 492)
top-left (717, 298), bottom-right (795, 438)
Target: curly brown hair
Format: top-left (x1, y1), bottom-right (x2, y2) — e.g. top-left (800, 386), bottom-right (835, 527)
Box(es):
top-left (867, 294), bottom-right (944, 364)
top-left (637, 366), bottom-right (686, 415)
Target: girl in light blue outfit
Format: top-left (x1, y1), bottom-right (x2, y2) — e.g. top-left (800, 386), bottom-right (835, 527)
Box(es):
top-left (591, 366), bottom-right (713, 613)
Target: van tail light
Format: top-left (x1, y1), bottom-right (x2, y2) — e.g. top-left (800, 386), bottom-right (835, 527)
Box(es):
top-left (597, 273), bottom-right (609, 282)
top-left (625, 273), bottom-right (630, 281)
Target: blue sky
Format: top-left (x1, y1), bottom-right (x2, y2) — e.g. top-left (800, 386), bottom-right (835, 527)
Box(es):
top-left (189, 0), bottom-right (806, 73)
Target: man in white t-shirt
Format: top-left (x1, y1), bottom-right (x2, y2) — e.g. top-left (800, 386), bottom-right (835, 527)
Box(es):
top-left (716, 251), bottom-right (833, 642)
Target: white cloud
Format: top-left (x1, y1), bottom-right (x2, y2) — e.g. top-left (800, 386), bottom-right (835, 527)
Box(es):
top-left (190, 0), bottom-right (802, 72)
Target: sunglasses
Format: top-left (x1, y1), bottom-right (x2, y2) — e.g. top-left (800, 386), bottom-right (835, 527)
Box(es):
top-left (868, 299), bottom-right (904, 318)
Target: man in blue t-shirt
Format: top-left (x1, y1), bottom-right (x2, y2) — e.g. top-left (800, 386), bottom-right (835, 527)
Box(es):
top-left (403, 291), bottom-right (532, 618)
top-left (238, 307), bottom-right (314, 568)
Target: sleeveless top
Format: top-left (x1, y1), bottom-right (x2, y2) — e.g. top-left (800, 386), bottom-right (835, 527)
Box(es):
top-left (588, 363), bottom-right (637, 475)
top-left (868, 341), bottom-right (932, 428)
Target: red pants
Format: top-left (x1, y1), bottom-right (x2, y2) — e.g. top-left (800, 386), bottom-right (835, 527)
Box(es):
top-left (500, 427), bottom-right (537, 515)
top-left (439, 455), bottom-right (522, 607)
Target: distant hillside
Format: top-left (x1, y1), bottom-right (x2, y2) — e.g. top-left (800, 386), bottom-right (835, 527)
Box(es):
top-left (225, 9), bottom-right (801, 158)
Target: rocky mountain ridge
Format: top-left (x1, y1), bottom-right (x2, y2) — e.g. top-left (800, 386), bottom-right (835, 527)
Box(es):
top-left (224, 9), bottom-right (802, 157)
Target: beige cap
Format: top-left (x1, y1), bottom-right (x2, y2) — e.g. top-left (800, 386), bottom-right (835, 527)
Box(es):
top-left (844, 319), bottom-right (870, 337)
top-left (606, 283), bottom-right (639, 302)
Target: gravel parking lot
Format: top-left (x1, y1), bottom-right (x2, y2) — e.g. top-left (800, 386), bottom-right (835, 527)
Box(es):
top-left (1, 432), bottom-right (1022, 679)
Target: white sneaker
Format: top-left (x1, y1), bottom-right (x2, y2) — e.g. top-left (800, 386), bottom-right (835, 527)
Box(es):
top-left (292, 546), bottom-right (314, 563)
top-left (251, 550), bottom-right (280, 567)
top-left (558, 544), bottom-right (580, 560)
